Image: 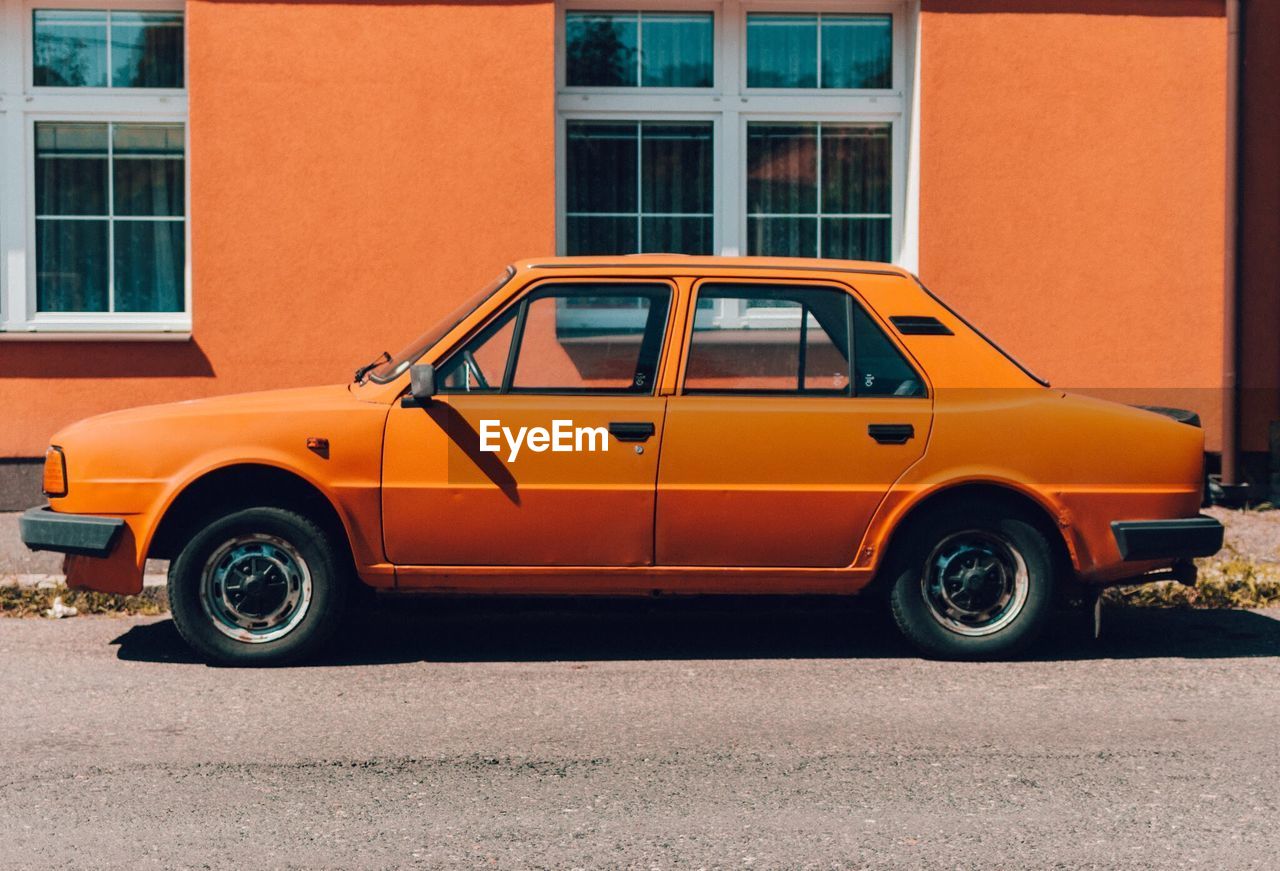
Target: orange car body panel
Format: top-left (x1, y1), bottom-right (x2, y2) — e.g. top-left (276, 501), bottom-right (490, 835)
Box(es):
top-left (39, 256), bottom-right (1205, 596)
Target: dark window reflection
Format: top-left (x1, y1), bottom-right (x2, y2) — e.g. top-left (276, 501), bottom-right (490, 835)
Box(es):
top-left (566, 121), bottom-right (713, 255)
top-left (567, 11), bottom-right (712, 88)
top-left (34, 121), bottom-right (185, 313)
top-left (33, 9), bottom-right (183, 88)
top-left (747, 122), bottom-right (891, 261)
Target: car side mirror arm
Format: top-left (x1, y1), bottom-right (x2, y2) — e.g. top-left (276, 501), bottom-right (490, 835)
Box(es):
top-left (401, 363), bottom-right (436, 408)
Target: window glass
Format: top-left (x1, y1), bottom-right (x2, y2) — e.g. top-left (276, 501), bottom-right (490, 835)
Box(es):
top-left (438, 307), bottom-right (518, 393)
top-left (34, 9), bottom-right (183, 88)
top-left (684, 284), bottom-right (924, 397)
top-left (746, 14), bottom-right (816, 88)
top-left (821, 15), bottom-right (892, 89)
top-left (747, 122), bottom-right (891, 261)
top-left (33, 10), bottom-right (108, 87)
top-left (566, 121), bottom-right (713, 255)
top-left (746, 12), bottom-right (890, 89)
top-left (852, 305), bottom-right (925, 397)
top-left (566, 11), bottom-right (712, 88)
top-left (35, 121), bottom-right (185, 313)
top-left (110, 12), bottom-right (184, 88)
top-left (685, 285), bottom-right (850, 394)
top-left (512, 288), bottom-right (670, 392)
top-left (438, 285), bottom-right (672, 394)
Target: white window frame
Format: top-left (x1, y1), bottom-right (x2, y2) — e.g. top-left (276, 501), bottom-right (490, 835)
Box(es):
top-left (555, 0), bottom-right (916, 273)
top-left (0, 0), bottom-right (190, 338)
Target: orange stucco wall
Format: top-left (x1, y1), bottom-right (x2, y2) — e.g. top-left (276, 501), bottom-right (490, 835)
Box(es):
top-left (1, 0), bottom-right (556, 457)
top-left (918, 0), bottom-right (1228, 450)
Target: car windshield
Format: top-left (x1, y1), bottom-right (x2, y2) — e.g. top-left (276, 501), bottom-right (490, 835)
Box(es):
top-left (366, 266), bottom-right (515, 384)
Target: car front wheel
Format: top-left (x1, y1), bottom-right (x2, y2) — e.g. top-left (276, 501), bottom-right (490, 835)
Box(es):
top-left (887, 505), bottom-right (1056, 660)
top-left (168, 506), bottom-right (347, 666)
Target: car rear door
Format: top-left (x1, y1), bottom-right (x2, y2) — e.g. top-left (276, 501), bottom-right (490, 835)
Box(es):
top-left (655, 279), bottom-right (932, 568)
top-left (381, 279), bottom-right (676, 566)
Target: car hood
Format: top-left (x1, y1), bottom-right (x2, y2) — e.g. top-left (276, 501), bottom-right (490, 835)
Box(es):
top-left (55, 384), bottom-right (361, 439)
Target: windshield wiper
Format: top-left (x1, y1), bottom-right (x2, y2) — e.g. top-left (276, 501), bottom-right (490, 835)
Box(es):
top-left (354, 351), bottom-right (391, 384)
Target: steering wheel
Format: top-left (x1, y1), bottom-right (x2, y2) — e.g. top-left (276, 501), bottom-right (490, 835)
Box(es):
top-left (462, 350), bottom-right (490, 391)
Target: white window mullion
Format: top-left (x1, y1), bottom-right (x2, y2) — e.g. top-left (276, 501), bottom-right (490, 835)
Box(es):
top-left (106, 121), bottom-right (115, 311)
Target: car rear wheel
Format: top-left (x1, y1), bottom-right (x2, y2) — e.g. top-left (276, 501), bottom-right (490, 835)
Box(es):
top-left (887, 505), bottom-right (1056, 660)
top-left (168, 507), bottom-right (347, 666)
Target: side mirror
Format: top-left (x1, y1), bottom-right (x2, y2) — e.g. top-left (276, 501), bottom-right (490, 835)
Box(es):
top-left (402, 363), bottom-right (436, 407)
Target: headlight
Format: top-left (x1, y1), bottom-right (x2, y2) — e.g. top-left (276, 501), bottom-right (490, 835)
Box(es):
top-left (42, 446), bottom-right (67, 497)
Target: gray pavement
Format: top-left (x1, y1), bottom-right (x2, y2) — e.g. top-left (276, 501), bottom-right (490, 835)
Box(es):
top-left (1, 598), bottom-right (1279, 869)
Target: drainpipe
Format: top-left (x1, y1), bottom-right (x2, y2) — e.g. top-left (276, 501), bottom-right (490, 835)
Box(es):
top-left (1220, 0), bottom-right (1242, 491)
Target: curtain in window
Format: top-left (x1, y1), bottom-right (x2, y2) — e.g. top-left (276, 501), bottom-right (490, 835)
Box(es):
top-left (566, 121), bottom-right (713, 255)
top-left (747, 122), bottom-right (890, 261)
top-left (34, 121), bottom-right (184, 314)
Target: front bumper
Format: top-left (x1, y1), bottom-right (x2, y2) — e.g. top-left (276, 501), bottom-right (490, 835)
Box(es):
top-left (19, 506), bottom-right (125, 557)
top-left (1111, 515), bottom-right (1224, 562)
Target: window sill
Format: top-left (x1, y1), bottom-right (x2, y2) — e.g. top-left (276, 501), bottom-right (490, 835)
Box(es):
top-left (0, 330), bottom-right (192, 342)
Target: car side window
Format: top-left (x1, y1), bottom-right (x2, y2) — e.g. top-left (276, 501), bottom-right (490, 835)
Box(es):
top-left (437, 283), bottom-right (672, 395)
top-left (683, 283), bottom-right (924, 397)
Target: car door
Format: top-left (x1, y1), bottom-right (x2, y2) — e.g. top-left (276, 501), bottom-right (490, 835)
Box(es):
top-left (382, 279), bottom-right (675, 566)
top-left (655, 280), bottom-right (933, 568)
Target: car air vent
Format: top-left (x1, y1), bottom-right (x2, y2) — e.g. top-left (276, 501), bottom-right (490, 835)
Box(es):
top-left (890, 316), bottom-right (953, 336)
top-left (1134, 406), bottom-right (1202, 428)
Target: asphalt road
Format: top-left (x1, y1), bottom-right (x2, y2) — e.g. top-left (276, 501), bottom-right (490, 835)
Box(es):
top-left (2, 598), bottom-right (1278, 869)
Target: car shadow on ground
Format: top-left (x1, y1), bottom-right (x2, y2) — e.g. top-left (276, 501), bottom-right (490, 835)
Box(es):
top-left (109, 596), bottom-right (1280, 666)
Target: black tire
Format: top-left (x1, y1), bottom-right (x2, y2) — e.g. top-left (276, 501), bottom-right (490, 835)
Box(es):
top-left (887, 504), bottom-right (1056, 660)
top-left (168, 507), bottom-right (348, 666)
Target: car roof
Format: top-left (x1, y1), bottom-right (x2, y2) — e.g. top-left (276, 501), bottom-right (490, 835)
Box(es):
top-left (514, 254), bottom-right (914, 279)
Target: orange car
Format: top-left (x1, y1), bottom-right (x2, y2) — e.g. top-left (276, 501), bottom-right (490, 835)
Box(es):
top-left (21, 256), bottom-right (1222, 664)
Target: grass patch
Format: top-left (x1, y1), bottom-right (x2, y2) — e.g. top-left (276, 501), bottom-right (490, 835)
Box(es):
top-left (1104, 547), bottom-right (1280, 610)
top-left (0, 583), bottom-right (166, 618)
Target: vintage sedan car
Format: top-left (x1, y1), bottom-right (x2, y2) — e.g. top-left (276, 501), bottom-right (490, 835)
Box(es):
top-left (21, 256), bottom-right (1223, 664)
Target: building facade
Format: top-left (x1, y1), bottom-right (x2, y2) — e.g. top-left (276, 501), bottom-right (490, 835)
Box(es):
top-left (0, 0), bottom-right (1276, 506)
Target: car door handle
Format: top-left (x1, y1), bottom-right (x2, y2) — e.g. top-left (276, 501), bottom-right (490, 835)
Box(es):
top-left (868, 423), bottom-right (914, 445)
top-left (609, 421), bottom-right (656, 442)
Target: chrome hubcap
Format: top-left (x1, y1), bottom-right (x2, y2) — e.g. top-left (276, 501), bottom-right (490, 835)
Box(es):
top-left (200, 535), bottom-right (312, 644)
top-left (921, 531), bottom-right (1029, 637)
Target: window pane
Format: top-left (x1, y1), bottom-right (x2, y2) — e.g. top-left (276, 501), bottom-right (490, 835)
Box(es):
top-left (641, 123), bottom-right (712, 214)
top-left (35, 123), bottom-right (108, 216)
top-left (853, 306), bottom-right (924, 396)
top-left (640, 13), bottom-right (712, 87)
top-left (33, 10), bottom-right (108, 87)
top-left (805, 311), bottom-right (851, 392)
top-left (747, 124), bottom-right (816, 215)
top-left (746, 14), bottom-right (817, 88)
top-left (642, 217), bottom-right (711, 254)
top-left (567, 122), bottom-right (637, 213)
top-left (686, 285), bottom-right (853, 394)
top-left (113, 124), bottom-right (185, 216)
top-left (821, 124), bottom-right (891, 215)
top-left (110, 11), bottom-right (183, 88)
top-left (114, 220), bottom-right (184, 312)
top-left (567, 215), bottom-right (638, 256)
top-left (566, 121), bottom-right (712, 256)
top-left (820, 15), bottom-right (892, 89)
top-left (821, 217), bottom-right (891, 261)
top-left (747, 217), bottom-right (817, 258)
top-left (36, 219), bottom-right (108, 312)
top-left (513, 288), bottom-right (670, 393)
top-left (566, 12), bottom-right (637, 86)
top-left (438, 306), bottom-right (518, 393)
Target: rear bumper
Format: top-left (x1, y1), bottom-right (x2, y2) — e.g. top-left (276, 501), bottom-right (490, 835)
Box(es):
top-left (19, 506), bottom-right (125, 558)
top-left (1111, 515), bottom-right (1224, 562)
